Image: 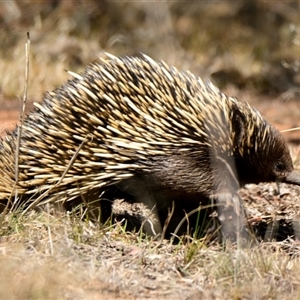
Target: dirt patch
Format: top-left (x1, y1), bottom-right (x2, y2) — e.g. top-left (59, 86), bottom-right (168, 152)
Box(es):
top-left (0, 99), bottom-right (33, 137)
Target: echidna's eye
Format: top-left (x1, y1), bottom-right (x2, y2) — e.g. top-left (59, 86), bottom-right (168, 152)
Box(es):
top-left (274, 161), bottom-right (286, 172)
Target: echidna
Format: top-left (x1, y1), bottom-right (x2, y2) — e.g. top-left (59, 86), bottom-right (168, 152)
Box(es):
top-left (1, 54), bottom-right (299, 241)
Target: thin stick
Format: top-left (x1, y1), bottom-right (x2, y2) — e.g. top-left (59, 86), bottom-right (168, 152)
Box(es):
top-left (21, 134), bottom-right (91, 214)
top-left (160, 201), bottom-right (175, 242)
top-left (46, 203), bottom-right (54, 255)
top-left (14, 32), bottom-right (30, 200)
top-left (281, 127), bottom-right (300, 133)
top-left (170, 203), bottom-right (222, 244)
top-left (0, 33), bottom-right (30, 223)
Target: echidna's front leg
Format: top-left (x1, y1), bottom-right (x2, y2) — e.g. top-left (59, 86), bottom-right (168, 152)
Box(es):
top-left (212, 191), bottom-right (250, 246)
top-left (209, 152), bottom-right (252, 246)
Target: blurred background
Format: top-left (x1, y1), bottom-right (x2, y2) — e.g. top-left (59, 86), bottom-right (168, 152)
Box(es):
top-left (0, 0), bottom-right (300, 138)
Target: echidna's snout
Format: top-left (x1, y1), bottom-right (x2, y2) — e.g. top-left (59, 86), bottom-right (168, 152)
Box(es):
top-left (283, 171), bottom-right (300, 185)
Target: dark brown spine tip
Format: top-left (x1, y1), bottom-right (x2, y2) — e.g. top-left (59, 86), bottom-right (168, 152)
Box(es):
top-left (284, 171), bottom-right (300, 185)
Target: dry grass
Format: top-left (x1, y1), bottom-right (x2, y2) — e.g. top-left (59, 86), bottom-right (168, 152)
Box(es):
top-left (1, 210), bottom-right (300, 299)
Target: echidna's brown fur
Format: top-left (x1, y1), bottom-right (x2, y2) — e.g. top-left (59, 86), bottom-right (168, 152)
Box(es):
top-left (0, 54), bottom-right (299, 239)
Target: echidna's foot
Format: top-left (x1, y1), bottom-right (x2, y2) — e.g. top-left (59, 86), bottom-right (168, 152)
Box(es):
top-left (214, 192), bottom-right (252, 247)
